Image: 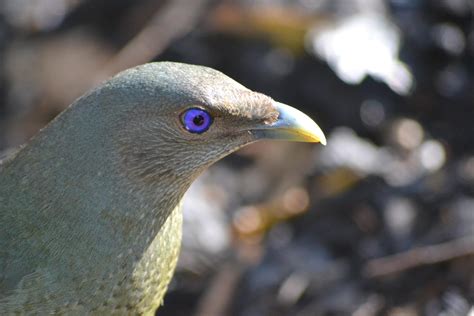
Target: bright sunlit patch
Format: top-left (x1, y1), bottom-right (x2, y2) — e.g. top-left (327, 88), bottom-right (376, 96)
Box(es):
top-left (309, 13), bottom-right (413, 95)
top-left (419, 140), bottom-right (446, 172)
top-left (393, 118), bottom-right (424, 150)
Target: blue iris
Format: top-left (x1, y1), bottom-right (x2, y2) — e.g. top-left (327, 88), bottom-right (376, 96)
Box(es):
top-left (182, 108), bottom-right (213, 134)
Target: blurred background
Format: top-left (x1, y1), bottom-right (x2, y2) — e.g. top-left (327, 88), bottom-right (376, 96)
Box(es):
top-left (1, 0), bottom-right (474, 315)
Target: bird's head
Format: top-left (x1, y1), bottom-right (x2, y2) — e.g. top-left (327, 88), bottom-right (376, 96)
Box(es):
top-left (94, 62), bottom-right (325, 189)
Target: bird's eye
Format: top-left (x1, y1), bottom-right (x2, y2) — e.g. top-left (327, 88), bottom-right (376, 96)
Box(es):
top-left (181, 108), bottom-right (213, 134)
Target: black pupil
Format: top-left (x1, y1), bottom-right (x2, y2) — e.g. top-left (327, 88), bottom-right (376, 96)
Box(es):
top-left (193, 114), bottom-right (205, 126)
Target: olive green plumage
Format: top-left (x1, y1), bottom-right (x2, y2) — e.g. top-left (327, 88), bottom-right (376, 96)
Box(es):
top-left (0, 62), bottom-right (325, 314)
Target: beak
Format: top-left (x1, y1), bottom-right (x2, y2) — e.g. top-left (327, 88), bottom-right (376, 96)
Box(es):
top-left (252, 102), bottom-right (326, 145)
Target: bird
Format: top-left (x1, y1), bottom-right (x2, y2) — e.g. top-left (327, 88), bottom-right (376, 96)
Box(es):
top-left (0, 62), bottom-right (325, 315)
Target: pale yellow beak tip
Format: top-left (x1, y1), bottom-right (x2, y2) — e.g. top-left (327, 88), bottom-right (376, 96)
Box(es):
top-left (272, 102), bottom-right (327, 145)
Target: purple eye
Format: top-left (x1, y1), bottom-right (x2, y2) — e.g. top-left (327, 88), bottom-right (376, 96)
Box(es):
top-left (182, 108), bottom-right (213, 134)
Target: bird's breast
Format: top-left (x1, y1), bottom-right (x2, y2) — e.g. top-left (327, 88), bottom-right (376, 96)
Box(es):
top-left (93, 204), bottom-right (183, 315)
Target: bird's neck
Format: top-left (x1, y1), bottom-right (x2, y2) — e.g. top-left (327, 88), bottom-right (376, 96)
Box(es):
top-left (2, 96), bottom-right (190, 263)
